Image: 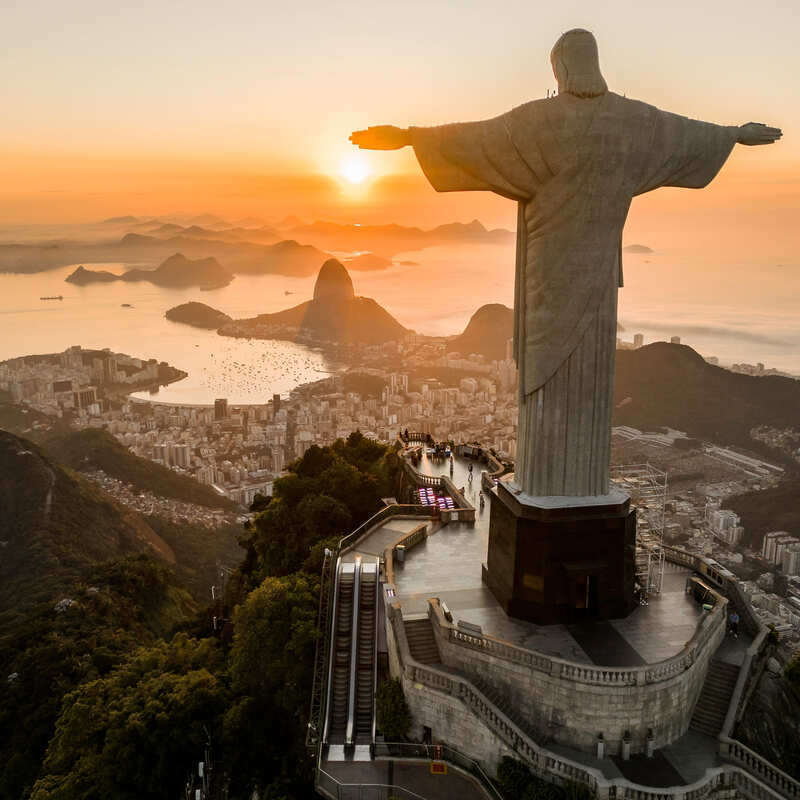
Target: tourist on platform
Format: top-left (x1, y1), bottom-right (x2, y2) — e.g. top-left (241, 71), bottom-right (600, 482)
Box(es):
top-left (729, 610), bottom-right (740, 638)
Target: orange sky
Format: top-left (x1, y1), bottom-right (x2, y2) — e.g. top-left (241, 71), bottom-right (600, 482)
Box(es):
top-left (2, 0), bottom-right (798, 255)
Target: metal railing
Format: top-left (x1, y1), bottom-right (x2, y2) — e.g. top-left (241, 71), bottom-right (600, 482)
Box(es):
top-left (316, 768), bottom-right (429, 800)
top-left (307, 548), bottom-right (334, 749)
top-left (373, 742), bottom-right (504, 800)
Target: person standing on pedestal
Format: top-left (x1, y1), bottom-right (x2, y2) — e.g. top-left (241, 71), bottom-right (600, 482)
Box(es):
top-left (351, 28), bottom-right (781, 499)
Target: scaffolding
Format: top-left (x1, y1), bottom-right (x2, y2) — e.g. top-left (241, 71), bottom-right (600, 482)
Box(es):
top-left (610, 463), bottom-right (668, 603)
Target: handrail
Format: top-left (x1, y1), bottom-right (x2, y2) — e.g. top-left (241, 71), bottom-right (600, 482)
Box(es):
top-left (370, 560), bottom-right (379, 746)
top-left (719, 736), bottom-right (800, 798)
top-left (316, 769), bottom-right (430, 800)
top-left (337, 503), bottom-right (434, 553)
top-left (385, 605), bottom-right (786, 800)
top-left (345, 557), bottom-right (361, 746)
top-left (374, 742), bottom-right (505, 800)
top-left (429, 586), bottom-right (727, 688)
top-left (307, 548), bottom-right (333, 748)
top-left (720, 626), bottom-right (769, 740)
top-left (321, 557), bottom-right (343, 745)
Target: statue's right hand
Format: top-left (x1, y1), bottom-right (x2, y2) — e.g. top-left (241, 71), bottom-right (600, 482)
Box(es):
top-left (737, 122), bottom-right (782, 146)
top-left (349, 125), bottom-right (411, 150)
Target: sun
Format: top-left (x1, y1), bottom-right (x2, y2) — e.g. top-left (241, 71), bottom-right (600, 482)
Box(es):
top-left (340, 154), bottom-right (370, 184)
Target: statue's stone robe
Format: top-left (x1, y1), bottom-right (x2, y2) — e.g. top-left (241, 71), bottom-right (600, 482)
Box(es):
top-left (411, 91), bottom-right (737, 496)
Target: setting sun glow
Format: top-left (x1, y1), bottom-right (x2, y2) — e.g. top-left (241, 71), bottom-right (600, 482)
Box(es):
top-left (340, 155), bottom-right (370, 184)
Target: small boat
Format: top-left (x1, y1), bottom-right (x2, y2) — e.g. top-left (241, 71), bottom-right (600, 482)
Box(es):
top-left (121, 303), bottom-right (133, 308)
top-left (40, 295), bottom-right (63, 300)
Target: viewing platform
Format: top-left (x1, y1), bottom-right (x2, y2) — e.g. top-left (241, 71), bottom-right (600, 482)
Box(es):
top-left (397, 450), bottom-right (703, 667)
top-left (312, 442), bottom-right (797, 800)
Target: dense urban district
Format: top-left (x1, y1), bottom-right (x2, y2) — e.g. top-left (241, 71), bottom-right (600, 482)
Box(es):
top-left (3, 331), bottom-right (800, 658)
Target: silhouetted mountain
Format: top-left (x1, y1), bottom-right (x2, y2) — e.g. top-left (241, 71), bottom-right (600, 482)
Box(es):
top-left (343, 253), bottom-right (393, 271)
top-left (221, 259), bottom-right (408, 345)
top-left (102, 215), bottom-right (139, 224)
top-left (186, 213), bottom-right (229, 228)
top-left (2, 233), bottom-right (328, 276)
top-left (165, 301), bottom-right (232, 329)
top-left (447, 304), bottom-right (514, 361)
top-left (148, 222), bottom-right (185, 236)
top-left (65, 265), bottom-right (119, 285)
top-left (65, 253), bottom-right (232, 288)
top-left (277, 214), bottom-right (305, 229)
top-left (613, 342), bottom-right (800, 450)
top-left (287, 218), bottom-right (514, 256)
top-left (116, 233), bottom-right (326, 276)
top-left (122, 253), bottom-right (232, 288)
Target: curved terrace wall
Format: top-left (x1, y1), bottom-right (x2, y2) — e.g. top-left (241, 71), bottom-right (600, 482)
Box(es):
top-left (426, 595), bottom-right (726, 756)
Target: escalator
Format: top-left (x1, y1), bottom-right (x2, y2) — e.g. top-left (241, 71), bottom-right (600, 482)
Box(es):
top-left (322, 557), bottom-right (378, 758)
top-left (353, 562), bottom-right (378, 744)
top-left (325, 562), bottom-right (355, 744)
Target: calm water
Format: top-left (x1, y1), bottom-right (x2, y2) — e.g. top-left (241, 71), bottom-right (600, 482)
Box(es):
top-left (0, 244), bottom-right (798, 405)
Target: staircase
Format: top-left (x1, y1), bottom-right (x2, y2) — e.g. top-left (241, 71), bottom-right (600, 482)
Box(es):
top-left (327, 565), bottom-right (355, 743)
top-left (690, 659), bottom-right (740, 737)
top-left (404, 618), bottom-right (441, 664)
top-left (353, 565), bottom-right (378, 744)
top-left (467, 674), bottom-right (543, 744)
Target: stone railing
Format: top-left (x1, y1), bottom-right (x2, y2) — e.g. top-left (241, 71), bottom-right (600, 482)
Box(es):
top-left (661, 546), bottom-right (762, 637)
top-left (720, 627), bottom-right (769, 741)
top-left (432, 590), bottom-right (726, 689)
top-left (439, 475), bottom-right (476, 522)
top-left (386, 607), bottom-right (784, 800)
top-left (719, 738), bottom-right (800, 798)
top-left (337, 503), bottom-right (436, 553)
top-left (400, 454), bottom-right (476, 522)
top-left (400, 431), bottom-right (430, 443)
top-left (395, 522), bottom-right (428, 553)
top-left (656, 548), bottom-right (799, 796)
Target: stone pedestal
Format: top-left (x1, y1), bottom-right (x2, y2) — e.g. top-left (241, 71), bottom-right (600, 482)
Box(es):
top-left (482, 475), bottom-right (636, 625)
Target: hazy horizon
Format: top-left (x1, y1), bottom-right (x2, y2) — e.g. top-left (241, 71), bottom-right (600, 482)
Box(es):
top-left (2, 1), bottom-right (798, 386)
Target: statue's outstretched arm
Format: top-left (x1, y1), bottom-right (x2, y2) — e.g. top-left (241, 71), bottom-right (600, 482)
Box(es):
top-left (350, 126), bottom-right (411, 150)
top-left (737, 122), bottom-right (782, 146)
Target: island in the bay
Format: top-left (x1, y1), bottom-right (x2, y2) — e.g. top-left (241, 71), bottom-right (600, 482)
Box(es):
top-left (66, 253), bottom-right (233, 289)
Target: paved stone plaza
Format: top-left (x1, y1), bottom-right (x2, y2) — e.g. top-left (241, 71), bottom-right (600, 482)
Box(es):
top-left (389, 452), bottom-right (707, 667)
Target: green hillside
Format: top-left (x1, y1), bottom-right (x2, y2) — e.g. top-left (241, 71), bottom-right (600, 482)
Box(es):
top-left (0, 430), bottom-right (175, 614)
top-left (613, 342), bottom-right (800, 460)
top-left (0, 430), bottom-right (201, 798)
top-left (44, 428), bottom-right (234, 509)
top-left (2, 432), bottom-right (398, 800)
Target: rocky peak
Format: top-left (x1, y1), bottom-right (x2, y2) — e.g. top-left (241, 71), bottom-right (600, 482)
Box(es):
top-left (313, 259), bottom-right (355, 302)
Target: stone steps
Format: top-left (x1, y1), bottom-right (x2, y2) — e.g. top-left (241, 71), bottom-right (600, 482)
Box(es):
top-left (404, 618), bottom-right (441, 665)
top-left (689, 659), bottom-right (740, 737)
top-left (469, 675), bottom-right (541, 745)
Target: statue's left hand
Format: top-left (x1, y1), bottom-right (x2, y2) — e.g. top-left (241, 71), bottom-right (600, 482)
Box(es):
top-left (737, 122), bottom-right (782, 146)
top-left (349, 126), bottom-right (411, 150)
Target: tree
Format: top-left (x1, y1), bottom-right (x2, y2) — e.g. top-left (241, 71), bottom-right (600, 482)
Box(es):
top-left (230, 573), bottom-right (319, 713)
top-left (30, 635), bottom-right (228, 800)
top-left (375, 679), bottom-right (411, 740)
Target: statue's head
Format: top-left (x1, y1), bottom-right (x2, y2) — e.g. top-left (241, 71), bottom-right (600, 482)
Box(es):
top-left (550, 29), bottom-right (607, 98)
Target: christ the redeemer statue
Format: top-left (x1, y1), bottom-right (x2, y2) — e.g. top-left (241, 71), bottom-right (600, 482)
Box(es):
top-left (351, 29), bottom-right (781, 499)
